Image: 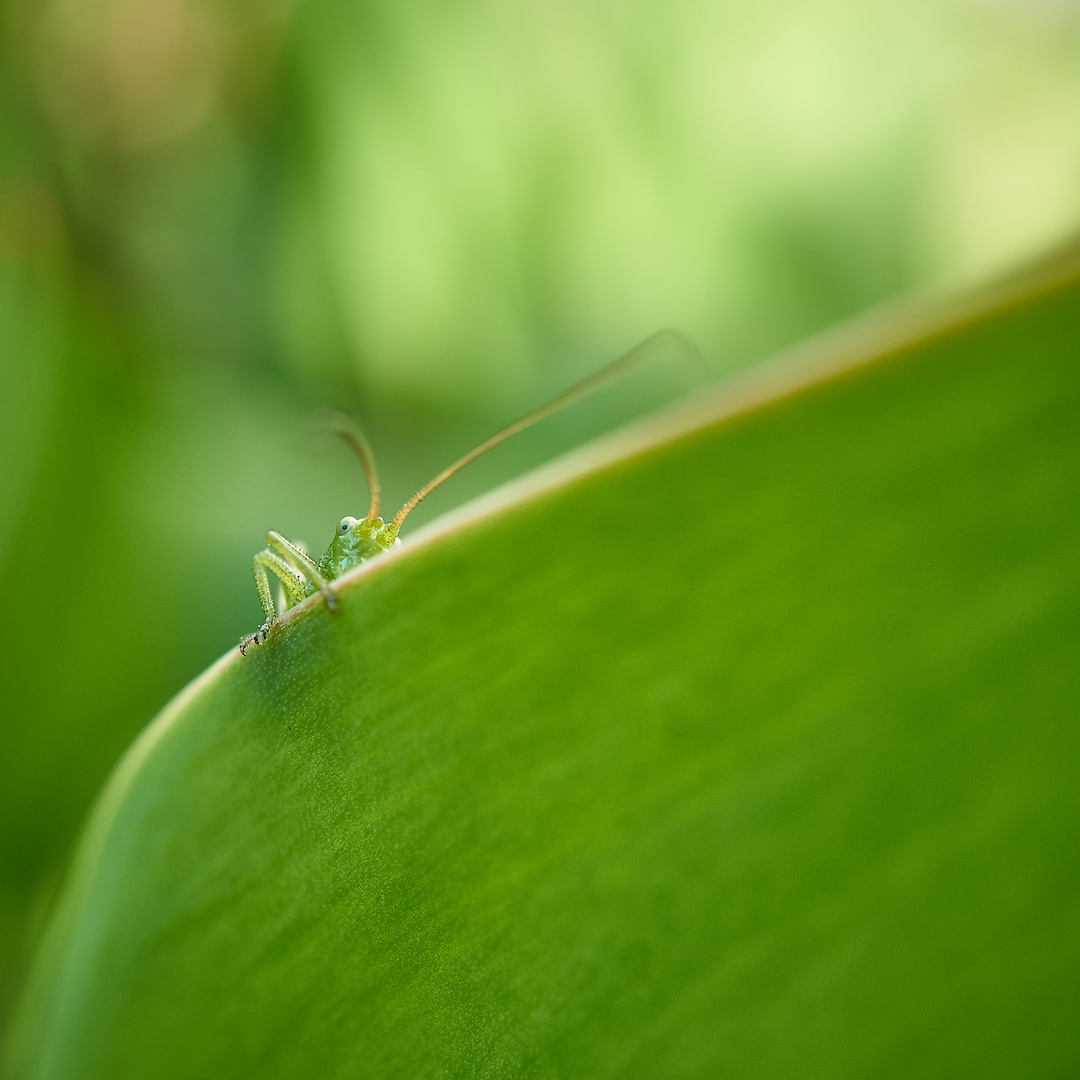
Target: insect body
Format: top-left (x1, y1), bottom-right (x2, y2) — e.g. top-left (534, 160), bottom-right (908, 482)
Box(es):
top-left (241, 420), bottom-right (400, 654)
top-left (240, 329), bottom-right (694, 654)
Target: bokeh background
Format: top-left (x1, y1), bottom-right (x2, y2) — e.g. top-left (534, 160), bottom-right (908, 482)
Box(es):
top-left (3, 0), bottom-right (1080, 1038)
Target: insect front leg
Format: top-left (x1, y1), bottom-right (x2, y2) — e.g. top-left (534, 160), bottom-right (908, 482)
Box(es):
top-left (266, 531), bottom-right (338, 614)
top-left (241, 548), bottom-right (309, 654)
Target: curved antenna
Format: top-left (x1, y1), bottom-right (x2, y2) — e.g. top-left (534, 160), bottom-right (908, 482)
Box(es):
top-left (322, 412), bottom-right (381, 522)
top-left (392, 328), bottom-right (698, 531)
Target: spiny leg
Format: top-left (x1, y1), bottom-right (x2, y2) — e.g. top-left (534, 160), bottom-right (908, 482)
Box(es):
top-left (241, 548), bottom-right (309, 654)
top-left (266, 531), bottom-right (338, 614)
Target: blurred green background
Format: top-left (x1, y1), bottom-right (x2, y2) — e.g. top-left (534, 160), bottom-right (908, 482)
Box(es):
top-left (3, 0), bottom-right (1080, 1039)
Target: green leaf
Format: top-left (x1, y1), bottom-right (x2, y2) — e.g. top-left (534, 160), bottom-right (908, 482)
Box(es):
top-left (9, 250), bottom-right (1080, 1079)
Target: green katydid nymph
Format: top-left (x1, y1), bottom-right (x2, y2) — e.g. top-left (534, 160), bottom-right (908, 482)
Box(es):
top-left (240, 329), bottom-right (694, 654)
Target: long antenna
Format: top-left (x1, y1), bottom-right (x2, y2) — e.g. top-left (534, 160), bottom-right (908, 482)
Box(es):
top-left (392, 328), bottom-right (698, 531)
top-left (323, 412), bottom-right (381, 522)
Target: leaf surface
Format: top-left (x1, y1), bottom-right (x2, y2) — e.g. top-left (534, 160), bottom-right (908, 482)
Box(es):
top-left (9, 253), bottom-right (1080, 1079)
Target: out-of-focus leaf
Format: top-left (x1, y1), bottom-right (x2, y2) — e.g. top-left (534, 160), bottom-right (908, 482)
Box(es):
top-left (281, 0), bottom-right (1080, 403)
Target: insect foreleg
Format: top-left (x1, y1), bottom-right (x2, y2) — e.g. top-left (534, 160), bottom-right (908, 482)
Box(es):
top-left (241, 532), bottom-right (341, 655)
top-left (266, 531), bottom-right (337, 613)
top-left (241, 549), bottom-right (310, 654)
top-left (257, 550), bottom-right (309, 613)
top-left (252, 554), bottom-right (277, 624)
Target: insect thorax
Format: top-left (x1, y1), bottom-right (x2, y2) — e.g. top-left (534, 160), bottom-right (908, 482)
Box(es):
top-left (318, 516), bottom-right (399, 580)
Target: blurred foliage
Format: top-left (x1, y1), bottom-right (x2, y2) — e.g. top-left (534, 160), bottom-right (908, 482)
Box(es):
top-left (3, 0), bottom-right (1080, 1039)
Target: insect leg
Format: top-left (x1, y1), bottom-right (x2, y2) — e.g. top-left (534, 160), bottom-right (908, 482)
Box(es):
top-left (241, 548), bottom-right (309, 654)
top-left (266, 531), bottom-right (338, 614)
top-left (259, 549), bottom-right (310, 610)
top-left (253, 555), bottom-right (277, 623)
